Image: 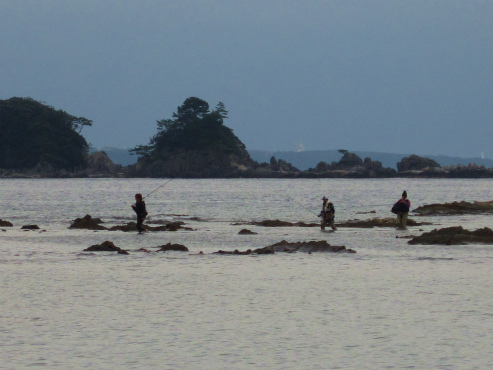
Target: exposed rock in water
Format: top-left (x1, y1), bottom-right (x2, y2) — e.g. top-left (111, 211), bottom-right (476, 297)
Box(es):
top-left (0, 219), bottom-right (13, 227)
top-left (69, 215), bottom-right (106, 230)
top-left (408, 226), bottom-right (493, 245)
top-left (157, 243), bottom-right (189, 252)
top-left (21, 224), bottom-right (40, 230)
top-left (108, 221), bottom-right (192, 232)
top-left (413, 200), bottom-right (493, 216)
top-left (215, 249), bottom-right (255, 255)
top-left (238, 229), bottom-right (258, 235)
top-left (245, 220), bottom-right (319, 227)
top-left (266, 240), bottom-right (356, 253)
top-left (84, 241), bottom-right (129, 254)
top-left (214, 240), bottom-right (356, 255)
top-left (337, 217), bottom-right (430, 228)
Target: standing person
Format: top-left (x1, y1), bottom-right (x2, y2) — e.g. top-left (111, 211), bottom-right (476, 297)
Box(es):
top-left (392, 190), bottom-right (411, 229)
top-left (319, 196), bottom-right (337, 231)
top-left (131, 193), bottom-right (147, 234)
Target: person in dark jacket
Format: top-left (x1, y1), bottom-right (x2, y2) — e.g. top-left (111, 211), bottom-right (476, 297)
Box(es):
top-left (131, 193), bottom-right (147, 233)
top-left (392, 190), bottom-right (411, 229)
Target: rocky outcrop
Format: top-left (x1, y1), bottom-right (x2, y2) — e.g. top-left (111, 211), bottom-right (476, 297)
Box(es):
top-left (85, 151), bottom-right (123, 178)
top-left (265, 240), bottom-right (356, 253)
top-left (413, 200), bottom-right (493, 216)
top-left (69, 215), bottom-right (106, 230)
top-left (84, 241), bottom-right (129, 254)
top-left (108, 221), bottom-right (192, 232)
top-left (305, 152), bottom-right (396, 178)
top-left (236, 217), bottom-right (429, 228)
top-left (236, 220), bottom-right (319, 227)
top-left (215, 249), bottom-right (256, 255)
top-left (69, 215), bottom-right (191, 232)
top-left (157, 243), bottom-right (189, 252)
top-left (397, 154), bottom-right (440, 172)
top-left (0, 219), bottom-right (13, 227)
top-left (337, 217), bottom-right (431, 228)
top-left (21, 224), bottom-right (40, 230)
top-left (408, 226), bottom-right (493, 245)
top-left (238, 229), bottom-right (258, 235)
top-left (214, 240), bottom-right (356, 255)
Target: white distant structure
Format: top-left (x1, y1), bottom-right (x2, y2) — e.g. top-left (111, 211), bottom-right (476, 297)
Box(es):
top-left (296, 143), bottom-right (305, 152)
top-left (482, 152), bottom-right (485, 159)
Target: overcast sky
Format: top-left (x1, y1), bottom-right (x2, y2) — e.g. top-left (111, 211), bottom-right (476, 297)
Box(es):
top-left (1, 1), bottom-right (492, 158)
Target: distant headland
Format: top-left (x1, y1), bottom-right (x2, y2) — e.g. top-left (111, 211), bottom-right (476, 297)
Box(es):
top-left (1, 96), bottom-right (492, 179)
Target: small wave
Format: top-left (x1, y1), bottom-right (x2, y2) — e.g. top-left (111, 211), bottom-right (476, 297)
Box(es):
top-left (416, 257), bottom-right (454, 261)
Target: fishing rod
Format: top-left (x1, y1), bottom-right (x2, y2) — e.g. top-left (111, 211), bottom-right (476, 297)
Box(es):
top-left (142, 178), bottom-right (174, 200)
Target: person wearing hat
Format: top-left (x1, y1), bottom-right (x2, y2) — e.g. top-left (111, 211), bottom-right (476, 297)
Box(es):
top-left (392, 190), bottom-right (411, 229)
top-left (318, 196), bottom-right (337, 231)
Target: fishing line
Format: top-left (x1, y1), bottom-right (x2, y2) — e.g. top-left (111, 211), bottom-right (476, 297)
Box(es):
top-left (287, 196), bottom-right (320, 218)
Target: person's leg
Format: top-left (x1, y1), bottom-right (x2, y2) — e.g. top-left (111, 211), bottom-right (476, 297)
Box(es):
top-left (396, 213), bottom-right (403, 228)
top-left (329, 218), bottom-right (337, 231)
top-left (401, 212), bottom-right (408, 230)
top-left (321, 218), bottom-right (326, 230)
top-left (137, 217), bottom-right (144, 233)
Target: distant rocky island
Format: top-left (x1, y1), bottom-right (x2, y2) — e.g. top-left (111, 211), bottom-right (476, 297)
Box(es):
top-left (1, 96), bottom-right (493, 179)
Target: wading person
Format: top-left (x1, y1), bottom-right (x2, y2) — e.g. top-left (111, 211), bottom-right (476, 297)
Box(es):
top-left (131, 193), bottom-right (148, 234)
top-left (392, 190), bottom-right (411, 229)
top-left (319, 196), bottom-right (337, 231)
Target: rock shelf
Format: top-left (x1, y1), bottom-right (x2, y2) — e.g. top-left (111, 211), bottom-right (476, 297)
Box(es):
top-left (408, 226), bottom-right (493, 245)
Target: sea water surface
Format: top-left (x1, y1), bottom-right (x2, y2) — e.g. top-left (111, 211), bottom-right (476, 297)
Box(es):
top-left (1, 178), bottom-right (493, 370)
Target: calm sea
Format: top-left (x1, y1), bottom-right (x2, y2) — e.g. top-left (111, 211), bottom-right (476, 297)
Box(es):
top-left (1, 178), bottom-right (493, 370)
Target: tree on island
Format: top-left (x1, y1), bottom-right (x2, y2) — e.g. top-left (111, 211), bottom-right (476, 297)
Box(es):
top-left (129, 97), bottom-right (254, 177)
top-left (0, 97), bottom-right (92, 170)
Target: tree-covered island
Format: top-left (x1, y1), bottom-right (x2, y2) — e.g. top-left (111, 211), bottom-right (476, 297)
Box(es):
top-left (128, 97), bottom-right (259, 177)
top-left (0, 97), bottom-right (92, 173)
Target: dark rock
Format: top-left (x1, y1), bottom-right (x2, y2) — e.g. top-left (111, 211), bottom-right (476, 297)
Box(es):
top-left (339, 152), bottom-right (363, 167)
top-left (157, 243), bottom-right (189, 252)
top-left (413, 200), bottom-right (493, 216)
top-left (0, 219), bottom-right (13, 227)
top-left (408, 226), bottom-right (493, 245)
top-left (247, 220), bottom-right (319, 227)
top-left (84, 241), bottom-right (127, 252)
top-left (214, 249), bottom-right (253, 255)
top-left (117, 249), bottom-right (130, 255)
top-left (337, 217), bottom-right (430, 228)
top-left (214, 240), bottom-right (356, 255)
top-left (108, 221), bottom-right (192, 232)
top-left (70, 215), bottom-right (107, 230)
top-left (266, 240), bottom-right (356, 253)
top-left (108, 222), bottom-right (140, 232)
top-left (252, 246), bottom-right (275, 254)
top-left (238, 229), bottom-right (258, 235)
top-left (21, 224), bottom-right (40, 230)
